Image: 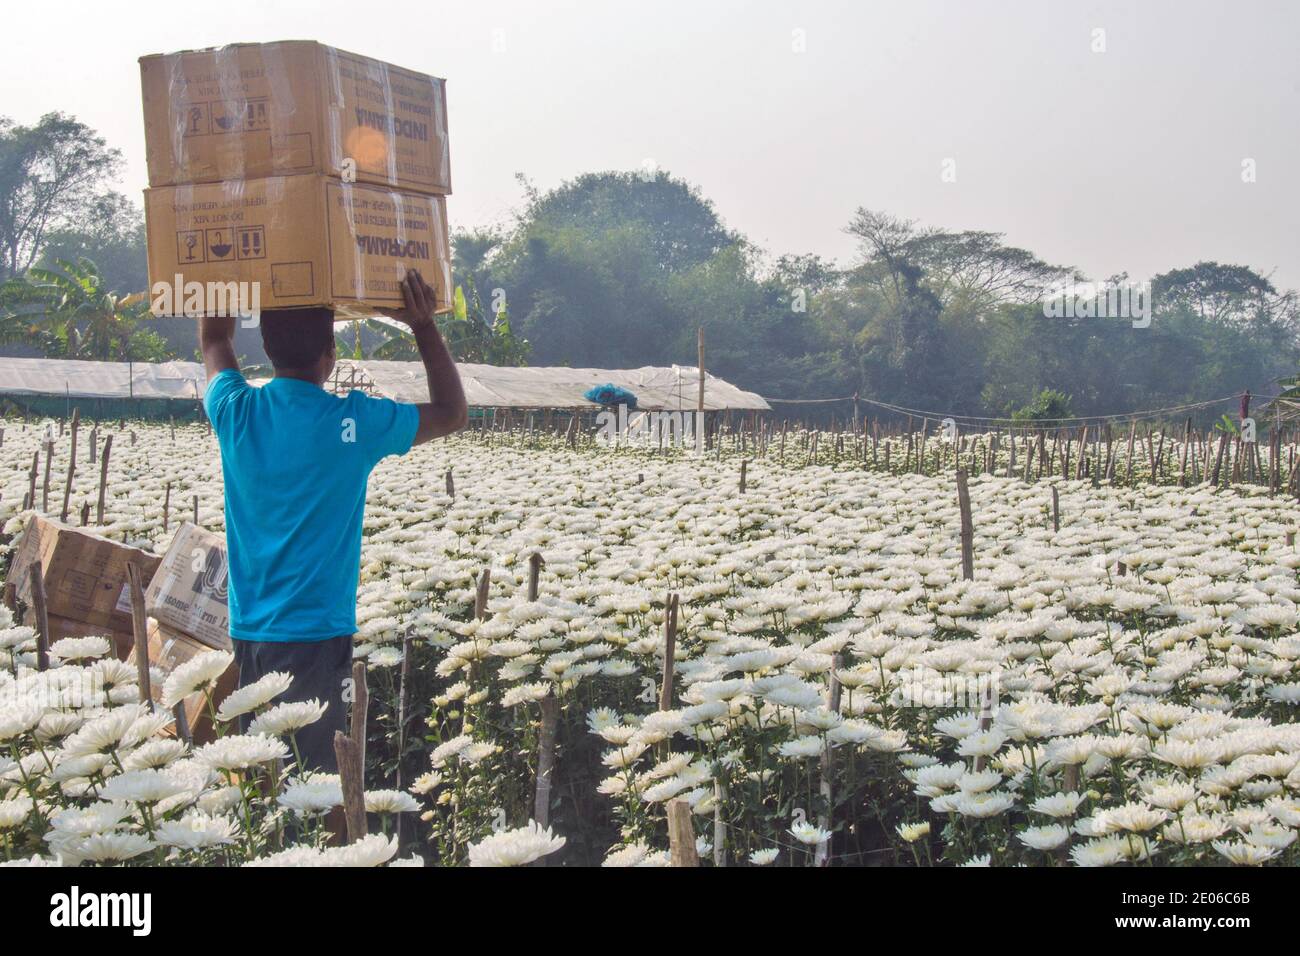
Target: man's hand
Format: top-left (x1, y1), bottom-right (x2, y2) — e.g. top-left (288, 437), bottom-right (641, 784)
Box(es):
top-left (391, 268), bottom-right (467, 444)
top-left (199, 315), bottom-right (239, 380)
top-left (391, 268), bottom-right (438, 332)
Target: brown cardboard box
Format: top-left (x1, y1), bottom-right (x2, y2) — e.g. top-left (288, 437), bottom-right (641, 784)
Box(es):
top-left (130, 618), bottom-right (236, 744)
top-left (144, 174), bottom-right (451, 318)
top-left (140, 41), bottom-right (451, 195)
top-left (6, 516), bottom-right (162, 634)
top-left (144, 522), bottom-right (232, 650)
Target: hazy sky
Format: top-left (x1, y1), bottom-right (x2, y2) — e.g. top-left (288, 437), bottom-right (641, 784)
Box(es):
top-left (4, 0), bottom-right (1298, 289)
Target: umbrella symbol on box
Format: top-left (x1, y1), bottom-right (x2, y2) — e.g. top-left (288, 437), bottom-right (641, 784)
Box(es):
top-left (208, 230), bottom-right (233, 259)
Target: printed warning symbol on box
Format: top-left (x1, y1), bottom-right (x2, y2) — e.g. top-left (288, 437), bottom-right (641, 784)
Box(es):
top-left (205, 229), bottom-right (235, 262)
top-left (236, 226), bottom-right (266, 260)
top-left (177, 230), bottom-right (205, 263)
top-left (212, 98), bottom-right (270, 135)
top-left (180, 103), bottom-right (210, 137)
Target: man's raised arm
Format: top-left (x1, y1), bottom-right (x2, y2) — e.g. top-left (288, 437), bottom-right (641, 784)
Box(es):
top-left (392, 269), bottom-right (469, 445)
top-left (199, 315), bottom-right (240, 380)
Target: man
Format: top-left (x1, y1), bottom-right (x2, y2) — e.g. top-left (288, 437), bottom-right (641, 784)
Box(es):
top-left (199, 269), bottom-right (467, 772)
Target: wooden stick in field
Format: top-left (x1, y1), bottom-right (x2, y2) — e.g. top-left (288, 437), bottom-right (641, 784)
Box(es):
top-left (1051, 486), bottom-right (1060, 533)
top-left (333, 732), bottom-right (367, 843)
top-left (814, 653), bottom-right (843, 867)
top-left (956, 469), bottom-right (974, 581)
top-left (659, 593), bottom-right (680, 711)
top-left (96, 434), bottom-right (112, 524)
top-left (475, 568), bottom-right (491, 620)
top-left (527, 551), bottom-right (543, 601)
top-left (27, 451), bottom-right (38, 513)
top-left (667, 798), bottom-right (699, 867)
top-left (533, 693), bottom-right (560, 830)
top-left (126, 562), bottom-right (152, 710)
top-left (350, 659), bottom-right (368, 773)
top-left (41, 438), bottom-right (52, 512)
top-left (29, 564), bottom-right (50, 672)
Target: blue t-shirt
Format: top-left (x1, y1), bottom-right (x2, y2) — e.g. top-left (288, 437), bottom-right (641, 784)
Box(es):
top-left (204, 369), bottom-right (419, 642)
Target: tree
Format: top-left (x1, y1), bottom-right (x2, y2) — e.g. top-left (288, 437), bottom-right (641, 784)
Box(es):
top-left (38, 192), bottom-right (147, 296)
top-left (0, 113), bottom-right (123, 280)
top-left (0, 257), bottom-right (170, 361)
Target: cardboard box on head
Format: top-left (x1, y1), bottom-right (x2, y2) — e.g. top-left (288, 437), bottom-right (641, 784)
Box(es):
top-left (139, 41), bottom-right (451, 195)
top-left (6, 516), bottom-right (162, 636)
top-left (144, 522), bottom-right (232, 651)
top-left (144, 175), bottom-right (451, 318)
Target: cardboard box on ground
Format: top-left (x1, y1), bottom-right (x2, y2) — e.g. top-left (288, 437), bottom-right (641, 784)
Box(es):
top-left (4, 516), bottom-right (237, 744)
top-left (144, 175), bottom-right (451, 318)
top-left (133, 522), bottom-right (235, 744)
top-left (7, 516), bottom-right (162, 655)
top-left (139, 41), bottom-right (451, 194)
top-left (129, 618), bottom-right (237, 745)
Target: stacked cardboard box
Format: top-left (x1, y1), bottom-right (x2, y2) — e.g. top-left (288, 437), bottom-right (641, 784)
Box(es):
top-left (141, 41), bottom-right (452, 318)
top-left (131, 522), bottom-right (236, 744)
top-left (6, 516), bottom-right (162, 660)
top-left (4, 515), bottom-right (237, 743)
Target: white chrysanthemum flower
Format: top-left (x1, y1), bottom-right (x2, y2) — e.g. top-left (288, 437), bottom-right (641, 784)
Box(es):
top-left (49, 636), bottom-right (112, 662)
top-left (97, 769), bottom-right (188, 804)
top-left (789, 820), bottom-right (832, 845)
top-left (215, 671), bottom-right (294, 722)
top-left (193, 734), bottom-right (289, 772)
top-left (364, 789), bottom-right (420, 814)
top-left (468, 822), bottom-right (566, 867)
top-left (160, 651), bottom-right (234, 710)
top-left (247, 700), bottom-right (326, 737)
top-left (278, 776), bottom-right (343, 815)
top-left (154, 811), bottom-right (239, 850)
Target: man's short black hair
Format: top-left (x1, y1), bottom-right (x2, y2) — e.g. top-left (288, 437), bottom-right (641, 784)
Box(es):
top-left (261, 307), bottom-right (335, 370)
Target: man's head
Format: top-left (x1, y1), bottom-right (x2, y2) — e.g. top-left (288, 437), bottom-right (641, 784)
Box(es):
top-left (261, 307), bottom-right (336, 384)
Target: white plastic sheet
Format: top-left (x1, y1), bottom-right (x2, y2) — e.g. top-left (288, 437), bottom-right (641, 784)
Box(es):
top-left (0, 358), bottom-right (206, 401)
top-left (340, 361), bottom-right (770, 411)
top-left (0, 357), bottom-right (769, 411)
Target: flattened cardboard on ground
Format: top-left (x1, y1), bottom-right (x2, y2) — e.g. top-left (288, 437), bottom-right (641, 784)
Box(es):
top-left (129, 618), bottom-right (236, 745)
top-left (140, 41), bottom-right (451, 194)
top-left (144, 175), bottom-right (451, 318)
top-left (144, 522), bottom-right (232, 650)
top-left (6, 515), bottom-right (162, 634)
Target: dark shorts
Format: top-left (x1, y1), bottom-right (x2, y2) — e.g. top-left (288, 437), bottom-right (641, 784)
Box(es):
top-left (231, 636), bottom-right (352, 774)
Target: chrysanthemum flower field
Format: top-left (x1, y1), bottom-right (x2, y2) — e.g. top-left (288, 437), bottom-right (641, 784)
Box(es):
top-left (2, 420), bottom-right (1300, 867)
